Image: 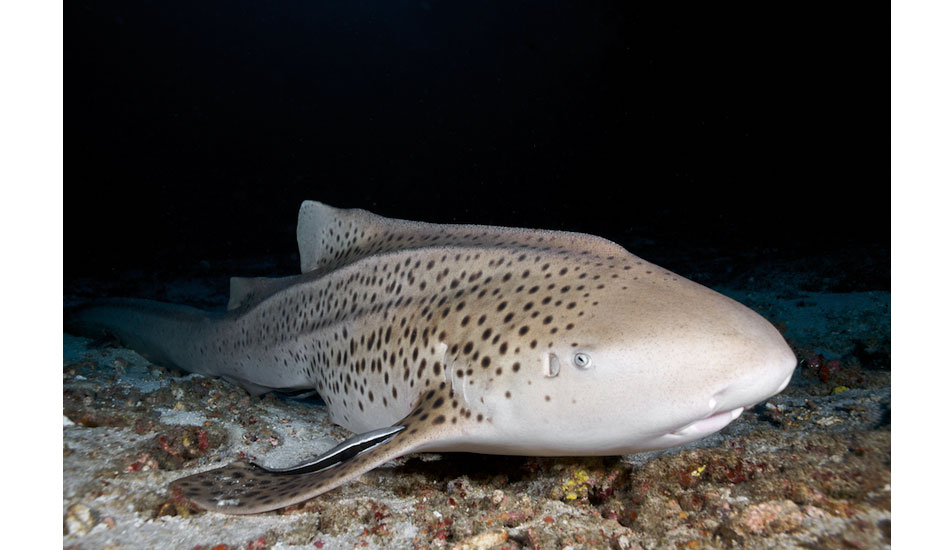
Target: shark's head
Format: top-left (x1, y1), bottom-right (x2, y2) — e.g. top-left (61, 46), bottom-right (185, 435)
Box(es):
top-left (472, 262), bottom-right (797, 456)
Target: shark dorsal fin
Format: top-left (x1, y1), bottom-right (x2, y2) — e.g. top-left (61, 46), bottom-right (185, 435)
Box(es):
top-left (296, 200), bottom-right (628, 275)
top-left (227, 276), bottom-right (297, 312)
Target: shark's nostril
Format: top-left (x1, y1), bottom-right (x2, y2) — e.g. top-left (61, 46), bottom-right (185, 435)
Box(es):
top-left (712, 386), bottom-right (731, 403)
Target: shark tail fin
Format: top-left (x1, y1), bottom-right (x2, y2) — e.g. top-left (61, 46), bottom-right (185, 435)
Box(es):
top-left (65, 298), bottom-right (223, 372)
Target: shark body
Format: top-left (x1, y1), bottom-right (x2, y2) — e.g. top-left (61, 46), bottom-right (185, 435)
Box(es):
top-left (68, 201), bottom-right (797, 514)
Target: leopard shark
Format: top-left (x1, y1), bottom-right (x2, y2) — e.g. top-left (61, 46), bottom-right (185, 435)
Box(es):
top-left (67, 200), bottom-right (797, 514)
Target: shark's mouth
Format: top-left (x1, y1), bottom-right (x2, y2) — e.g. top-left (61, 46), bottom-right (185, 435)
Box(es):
top-left (666, 370), bottom-right (794, 439)
top-left (670, 407), bottom-right (744, 437)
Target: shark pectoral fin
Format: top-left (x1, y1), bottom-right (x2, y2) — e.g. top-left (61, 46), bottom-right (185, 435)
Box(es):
top-left (252, 425), bottom-right (406, 475)
top-left (170, 388), bottom-right (457, 514)
top-left (170, 427), bottom-right (415, 514)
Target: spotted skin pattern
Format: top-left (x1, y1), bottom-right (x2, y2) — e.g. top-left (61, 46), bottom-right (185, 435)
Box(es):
top-left (70, 201), bottom-right (797, 514)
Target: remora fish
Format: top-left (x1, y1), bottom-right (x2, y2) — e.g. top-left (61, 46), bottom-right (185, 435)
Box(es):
top-left (67, 200), bottom-right (797, 514)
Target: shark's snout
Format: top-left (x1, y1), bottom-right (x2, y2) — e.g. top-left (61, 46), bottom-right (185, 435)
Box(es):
top-left (668, 342), bottom-right (797, 439)
top-left (714, 360), bottom-right (795, 412)
top-left (726, 340), bottom-right (796, 405)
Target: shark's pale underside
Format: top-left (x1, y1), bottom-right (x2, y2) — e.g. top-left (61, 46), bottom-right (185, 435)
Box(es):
top-left (67, 201), bottom-right (797, 514)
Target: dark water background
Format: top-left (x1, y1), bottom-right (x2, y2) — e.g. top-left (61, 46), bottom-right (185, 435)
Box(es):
top-left (61, 6), bottom-right (893, 544)
top-left (66, 1), bottom-right (886, 298)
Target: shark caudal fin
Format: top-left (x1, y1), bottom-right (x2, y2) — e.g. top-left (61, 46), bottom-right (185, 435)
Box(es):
top-left (65, 298), bottom-right (304, 396)
top-left (65, 298), bottom-right (224, 373)
top-left (171, 385), bottom-right (459, 514)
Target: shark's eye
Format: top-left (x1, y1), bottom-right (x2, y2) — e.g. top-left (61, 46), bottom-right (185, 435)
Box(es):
top-left (573, 352), bottom-right (592, 369)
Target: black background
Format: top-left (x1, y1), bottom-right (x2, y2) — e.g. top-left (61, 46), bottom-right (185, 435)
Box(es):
top-left (66, 1), bottom-right (887, 296)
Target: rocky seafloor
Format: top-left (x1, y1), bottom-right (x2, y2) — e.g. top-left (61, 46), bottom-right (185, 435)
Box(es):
top-left (63, 260), bottom-right (890, 550)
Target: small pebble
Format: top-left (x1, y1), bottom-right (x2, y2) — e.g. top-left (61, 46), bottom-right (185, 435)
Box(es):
top-left (112, 357), bottom-right (129, 373)
top-left (732, 500), bottom-right (803, 535)
top-left (452, 530), bottom-right (507, 550)
top-left (64, 503), bottom-right (97, 536)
